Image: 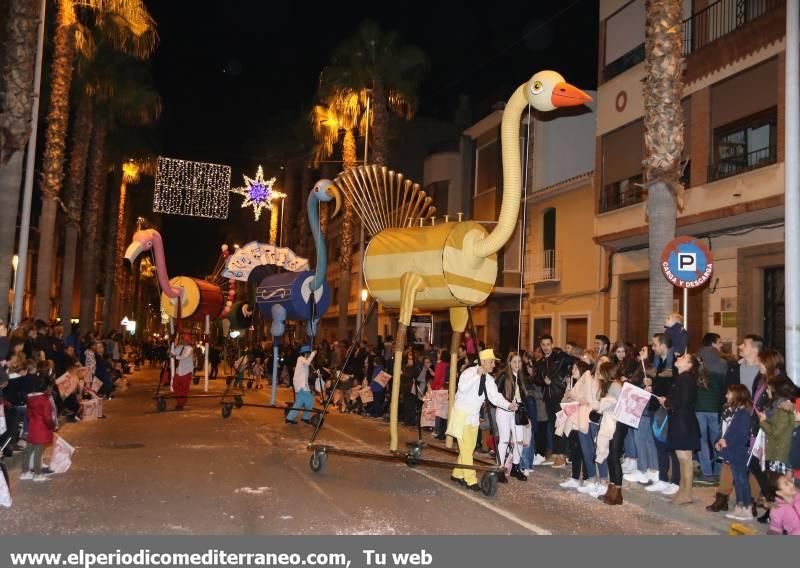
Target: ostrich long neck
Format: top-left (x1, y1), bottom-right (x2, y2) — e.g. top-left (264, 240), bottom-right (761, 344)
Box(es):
top-left (148, 230), bottom-right (181, 298)
top-left (308, 193), bottom-right (326, 291)
top-left (473, 84), bottom-right (528, 258)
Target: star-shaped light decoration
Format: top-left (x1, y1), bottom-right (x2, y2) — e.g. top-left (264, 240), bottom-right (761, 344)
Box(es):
top-left (231, 166), bottom-right (285, 221)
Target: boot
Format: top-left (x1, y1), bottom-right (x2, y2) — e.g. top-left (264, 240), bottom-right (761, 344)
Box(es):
top-left (671, 456), bottom-right (694, 505)
top-left (603, 485), bottom-right (623, 505)
top-left (705, 493), bottom-right (729, 512)
top-left (552, 454), bottom-right (567, 468)
top-left (511, 464), bottom-right (528, 481)
top-left (597, 483), bottom-right (613, 502)
top-left (497, 471), bottom-right (509, 484)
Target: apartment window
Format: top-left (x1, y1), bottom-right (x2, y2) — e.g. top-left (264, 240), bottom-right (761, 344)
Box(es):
top-left (603, 0), bottom-right (645, 81)
top-left (711, 108), bottom-right (777, 181)
top-left (474, 139), bottom-right (498, 195)
top-left (600, 119), bottom-right (645, 212)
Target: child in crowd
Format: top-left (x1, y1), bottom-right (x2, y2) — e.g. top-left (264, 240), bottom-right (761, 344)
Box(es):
top-left (20, 376), bottom-right (56, 482)
top-left (717, 384), bottom-right (755, 522)
top-left (766, 470), bottom-right (799, 535)
top-left (251, 358), bottom-right (264, 390)
top-left (792, 400), bottom-right (800, 484)
top-left (664, 313), bottom-right (688, 361)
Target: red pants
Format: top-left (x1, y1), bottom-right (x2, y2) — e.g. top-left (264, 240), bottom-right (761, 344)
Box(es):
top-left (173, 372), bottom-right (191, 408)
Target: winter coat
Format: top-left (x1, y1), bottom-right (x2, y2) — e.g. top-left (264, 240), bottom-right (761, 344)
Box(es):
top-left (432, 361), bottom-right (449, 391)
top-left (719, 407), bottom-right (752, 467)
top-left (26, 391), bottom-right (55, 445)
top-left (768, 493), bottom-right (800, 536)
top-left (759, 400), bottom-right (795, 464)
top-left (595, 392), bottom-right (619, 464)
top-left (563, 370), bottom-right (599, 434)
top-left (791, 424), bottom-right (800, 472)
top-left (665, 371), bottom-right (700, 451)
top-left (695, 370), bottom-right (724, 413)
top-left (534, 351), bottom-right (570, 407)
top-left (496, 370), bottom-right (528, 404)
top-left (664, 323), bottom-right (688, 358)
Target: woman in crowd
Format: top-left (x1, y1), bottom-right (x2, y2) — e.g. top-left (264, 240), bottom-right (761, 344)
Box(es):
top-left (559, 359), bottom-right (592, 489)
top-left (595, 362), bottom-right (626, 505)
top-left (661, 353), bottom-right (702, 505)
top-left (575, 352), bottom-right (611, 498)
top-left (495, 352), bottom-right (528, 482)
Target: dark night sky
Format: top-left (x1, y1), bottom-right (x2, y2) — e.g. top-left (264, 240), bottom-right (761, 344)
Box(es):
top-left (140, 0), bottom-right (598, 276)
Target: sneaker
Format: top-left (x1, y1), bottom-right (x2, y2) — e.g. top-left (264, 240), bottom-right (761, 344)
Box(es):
top-left (725, 505), bottom-right (753, 522)
top-left (16, 440), bottom-right (27, 449)
top-left (33, 474), bottom-right (49, 482)
top-left (622, 458), bottom-right (637, 474)
top-left (20, 471), bottom-right (33, 481)
top-left (660, 483), bottom-right (680, 496)
top-left (646, 470), bottom-right (660, 483)
top-left (521, 469), bottom-right (532, 476)
top-left (533, 454), bottom-right (547, 466)
top-left (623, 470), bottom-right (650, 484)
top-left (559, 478), bottom-right (582, 489)
top-left (646, 480), bottom-right (670, 492)
top-left (588, 482), bottom-right (609, 498)
top-left (541, 456), bottom-right (554, 466)
top-left (577, 480), bottom-right (598, 494)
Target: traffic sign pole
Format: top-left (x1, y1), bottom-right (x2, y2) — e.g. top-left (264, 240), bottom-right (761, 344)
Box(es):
top-left (683, 288), bottom-right (688, 333)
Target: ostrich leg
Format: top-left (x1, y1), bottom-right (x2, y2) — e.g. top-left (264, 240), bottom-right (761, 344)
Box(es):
top-left (389, 272), bottom-right (426, 452)
top-left (446, 307), bottom-right (468, 449)
top-left (271, 304), bottom-right (287, 406)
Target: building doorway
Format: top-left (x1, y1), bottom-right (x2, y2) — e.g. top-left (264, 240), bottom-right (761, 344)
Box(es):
top-left (499, 311), bottom-right (520, 355)
top-left (764, 266), bottom-right (785, 354)
top-left (564, 317), bottom-right (589, 348)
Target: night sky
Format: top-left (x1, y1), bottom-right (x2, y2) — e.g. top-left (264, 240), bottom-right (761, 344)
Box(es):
top-left (140, 0), bottom-right (598, 276)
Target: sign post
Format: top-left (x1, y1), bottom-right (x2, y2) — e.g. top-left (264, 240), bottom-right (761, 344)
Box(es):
top-left (660, 236), bottom-right (714, 334)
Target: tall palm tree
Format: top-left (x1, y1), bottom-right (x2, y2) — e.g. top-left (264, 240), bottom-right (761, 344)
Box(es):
top-left (311, 90), bottom-right (368, 338)
top-left (644, 0), bottom-right (685, 336)
top-left (33, 0), bottom-right (156, 321)
top-left (0, 0), bottom-right (42, 322)
top-left (78, 55), bottom-right (160, 333)
top-left (320, 19), bottom-right (427, 167)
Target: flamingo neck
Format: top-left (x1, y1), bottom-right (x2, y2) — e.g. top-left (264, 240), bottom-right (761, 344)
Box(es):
top-left (308, 193), bottom-right (326, 291)
top-left (149, 231), bottom-right (181, 298)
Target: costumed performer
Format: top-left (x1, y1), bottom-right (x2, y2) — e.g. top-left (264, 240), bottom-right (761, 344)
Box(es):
top-left (286, 346), bottom-right (316, 425)
top-left (171, 335), bottom-right (194, 411)
top-left (447, 348), bottom-right (518, 491)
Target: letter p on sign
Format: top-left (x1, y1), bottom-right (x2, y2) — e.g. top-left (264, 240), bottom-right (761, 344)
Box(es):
top-left (678, 252), bottom-right (696, 271)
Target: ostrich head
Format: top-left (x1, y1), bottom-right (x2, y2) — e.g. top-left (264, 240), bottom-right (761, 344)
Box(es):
top-left (310, 179), bottom-right (342, 217)
top-left (526, 70), bottom-right (592, 112)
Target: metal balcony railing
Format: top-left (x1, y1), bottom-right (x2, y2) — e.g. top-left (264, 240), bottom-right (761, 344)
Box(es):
top-left (710, 145), bottom-right (777, 180)
top-left (599, 174), bottom-right (645, 213)
top-left (528, 249), bottom-right (560, 284)
top-left (683, 0), bottom-right (784, 55)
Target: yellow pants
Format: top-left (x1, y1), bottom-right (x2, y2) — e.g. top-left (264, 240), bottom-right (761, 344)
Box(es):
top-left (452, 424), bottom-right (479, 486)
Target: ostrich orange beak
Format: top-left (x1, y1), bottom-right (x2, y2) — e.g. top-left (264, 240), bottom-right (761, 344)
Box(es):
top-left (551, 82), bottom-right (592, 108)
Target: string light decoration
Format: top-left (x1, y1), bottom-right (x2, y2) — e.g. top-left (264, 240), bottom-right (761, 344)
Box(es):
top-left (153, 157), bottom-right (231, 219)
top-left (231, 165), bottom-right (285, 222)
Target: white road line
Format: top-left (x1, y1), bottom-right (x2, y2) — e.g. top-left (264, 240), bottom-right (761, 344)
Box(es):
top-left (323, 424), bottom-right (551, 535)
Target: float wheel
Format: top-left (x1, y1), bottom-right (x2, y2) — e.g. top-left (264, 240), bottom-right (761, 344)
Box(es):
top-left (221, 404), bottom-right (233, 419)
top-left (156, 398), bottom-right (167, 412)
top-left (480, 472), bottom-right (497, 497)
top-left (309, 450), bottom-right (326, 473)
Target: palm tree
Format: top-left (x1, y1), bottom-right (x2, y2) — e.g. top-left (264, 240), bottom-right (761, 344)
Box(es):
top-left (33, 0), bottom-right (156, 321)
top-left (644, 0), bottom-right (686, 337)
top-left (0, 0), bottom-right (42, 322)
top-left (320, 19), bottom-right (427, 167)
top-left (311, 92), bottom-right (368, 337)
top-left (78, 54), bottom-right (161, 333)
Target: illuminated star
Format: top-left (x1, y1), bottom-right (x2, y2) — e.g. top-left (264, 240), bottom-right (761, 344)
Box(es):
top-left (231, 166), bottom-right (283, 221)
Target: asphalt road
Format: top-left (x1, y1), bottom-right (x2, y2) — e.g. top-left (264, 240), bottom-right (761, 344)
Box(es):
top-left (0, 368), bottom-right (711, 535)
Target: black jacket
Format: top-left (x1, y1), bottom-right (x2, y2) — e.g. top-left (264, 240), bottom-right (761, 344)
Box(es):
top-left (665, 371), bottom-right (701, 451)
top-left (534, 351), bottom-right (570, 405)
top-left (496, 370), bottom-right (528, 403)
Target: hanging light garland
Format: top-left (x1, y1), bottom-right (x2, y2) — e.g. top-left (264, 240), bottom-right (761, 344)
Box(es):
top-left (153, 157), bottom-right (231, 219)
top-left (231, 165), bottom-right (286, 223)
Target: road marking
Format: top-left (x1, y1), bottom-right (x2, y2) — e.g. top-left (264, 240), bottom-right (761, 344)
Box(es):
top-left (234, 410), bottom-right (274, 446)
top-left (322, 424), bottom-right (551, 535)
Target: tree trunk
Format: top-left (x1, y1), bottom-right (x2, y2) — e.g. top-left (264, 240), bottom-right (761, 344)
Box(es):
top-left (33, 196), bottom-right (58, 320)
top-left (0, 0), bottom-right (41, 321)
top-left (34, 9), bottom-right (76, 320)
top-left (79, 119), bottom-right (107, 334)
top-left (338, 128), bottom-right (357, 340)
top-left (59, 94), bottom-right (93, 324)
top-left (102, 174), bottom-right (120, 334)
top-left (0, 151), bottom-right (24, 321)
top-left (111, 179), bottom-right (129, 325)
top-left (370, 84), bottom-right (388, 167)
top-left (644, 0), bottom-right (684, 337)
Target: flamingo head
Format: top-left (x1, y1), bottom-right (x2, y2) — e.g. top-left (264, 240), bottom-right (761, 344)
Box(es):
top-left (310, 179), bottom-right (342, 217)
top-left (526, 70), bottom-right (592, 112)
top-left (125, 229), bottom-right (159, 265)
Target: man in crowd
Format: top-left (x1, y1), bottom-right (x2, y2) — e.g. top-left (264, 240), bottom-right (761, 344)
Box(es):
top-left (447, 348), bottom-right (517, 491)
top-left (535, 334), bottom-right (570, 467)
top-left (286, 345), bottom-right (316, 425)
top-left (725, 334), bottom-right (763, 393)
top-left (171, 335), bottom-right (194, 411)
top-left (594, 335), bottom-right (611, 358)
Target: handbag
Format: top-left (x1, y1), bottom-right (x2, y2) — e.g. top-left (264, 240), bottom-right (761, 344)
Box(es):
top-left (589, 410), bottom-right (602, 424)
top-left (652, 406), bottom-right (669, 443)
top-left (515, 405), bottom-right (530, 426)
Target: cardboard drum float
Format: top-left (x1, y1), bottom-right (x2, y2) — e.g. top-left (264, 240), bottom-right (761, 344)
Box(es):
top-left (160, 276), bottom-right (224, 322)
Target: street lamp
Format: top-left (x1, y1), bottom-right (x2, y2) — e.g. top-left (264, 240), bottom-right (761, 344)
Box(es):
top-left (361, 288), bottom-right (369, 302)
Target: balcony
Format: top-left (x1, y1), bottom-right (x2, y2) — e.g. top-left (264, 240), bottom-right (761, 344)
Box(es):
top-left (599, 174), bottom-right (644, 213)
top-left (710, 144), bottom-right (777, 181)
top-left (527, 250), bottom-right (560, 284)
top-left (683, 0), bottom-right (784, 56)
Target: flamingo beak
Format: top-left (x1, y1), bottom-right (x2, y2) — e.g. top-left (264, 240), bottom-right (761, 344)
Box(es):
top-left (327, 185), bottom-right (342, 218)
top-left (124, 242), bottom-right (144, 265)
top-left (551, 82), bottom-right (592, 108)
